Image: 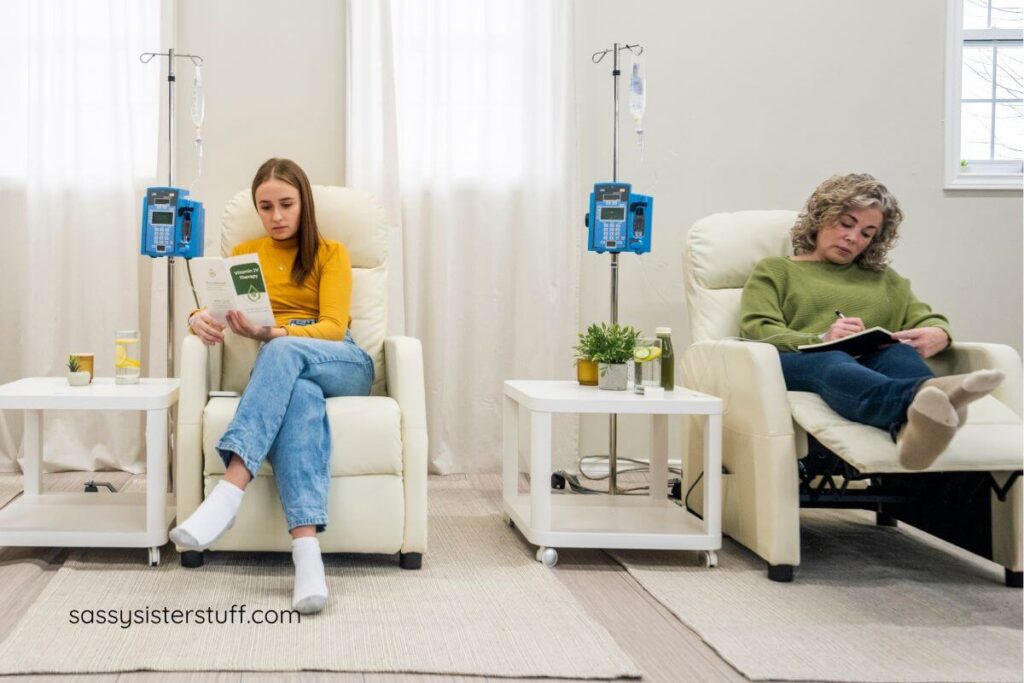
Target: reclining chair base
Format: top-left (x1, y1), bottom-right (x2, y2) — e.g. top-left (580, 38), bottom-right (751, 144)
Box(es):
top-left (179, 549), bottom-right (425, 570)
top-left (796, 440), bottom-right (1022, 588)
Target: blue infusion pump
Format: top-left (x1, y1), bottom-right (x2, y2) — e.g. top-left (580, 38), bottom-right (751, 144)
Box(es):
top-left (585, 182), bottom-right (653, 254)
top-left (140, 187), bottom-right (205, 258)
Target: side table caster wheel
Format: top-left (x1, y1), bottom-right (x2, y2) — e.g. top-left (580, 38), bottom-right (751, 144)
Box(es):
top-left (700, 550), bottom-right (718, 568)
top-left (148, 546), bottom-right (160, 567)
top-left (536, 546), bottom-right (558, 567)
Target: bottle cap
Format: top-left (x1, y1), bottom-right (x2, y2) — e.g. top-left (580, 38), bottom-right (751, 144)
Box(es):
top-left (655, 327), bottom-right (671, 335)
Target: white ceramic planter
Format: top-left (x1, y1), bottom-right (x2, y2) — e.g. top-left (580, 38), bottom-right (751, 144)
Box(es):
top-left (598, 362), bottom-right (628, 391)
top-left (67, 371), bottom-right (91, 386)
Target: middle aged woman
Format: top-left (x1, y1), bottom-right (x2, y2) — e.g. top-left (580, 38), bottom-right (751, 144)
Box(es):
top-left (739, 173), bottom-right (1003, 471)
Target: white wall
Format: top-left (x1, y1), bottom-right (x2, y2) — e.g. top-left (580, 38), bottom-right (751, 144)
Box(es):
top-left (139, 0), bottom-right (1020, 471)
top-left (575, 0), bottom-right (1024, 464)
top-left (152, 0), bottom-right (347, 375)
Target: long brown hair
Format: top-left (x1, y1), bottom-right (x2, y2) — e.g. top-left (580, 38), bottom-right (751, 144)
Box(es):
top-left (251, 158), bottom-right (321, 285)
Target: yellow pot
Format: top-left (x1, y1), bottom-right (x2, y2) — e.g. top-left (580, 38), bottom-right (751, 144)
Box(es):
top-left (577, 359), bottom-right (598, 386)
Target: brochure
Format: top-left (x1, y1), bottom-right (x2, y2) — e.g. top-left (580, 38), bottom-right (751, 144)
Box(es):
top-left (192, 254), bottom-right (276, 327)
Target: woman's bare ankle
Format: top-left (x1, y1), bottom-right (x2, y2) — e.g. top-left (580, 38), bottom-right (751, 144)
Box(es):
top-left (223, 454), bottom-right (253, 491)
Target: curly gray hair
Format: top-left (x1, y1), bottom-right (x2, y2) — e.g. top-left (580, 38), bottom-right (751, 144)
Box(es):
top-left (791, 173), bottom-right (904, 272)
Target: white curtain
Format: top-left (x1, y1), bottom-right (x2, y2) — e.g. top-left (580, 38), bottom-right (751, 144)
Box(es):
top-left (0, 0), bottom-right (161, 473)
top-left (346, 0), bottom-right (580, 473)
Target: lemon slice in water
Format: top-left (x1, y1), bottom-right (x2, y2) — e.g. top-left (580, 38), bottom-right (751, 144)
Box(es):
top-left (634, 346), bottom-right (662, 362)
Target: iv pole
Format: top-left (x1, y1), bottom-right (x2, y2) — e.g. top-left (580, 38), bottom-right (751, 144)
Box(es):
top-left (139, 47), bottom-right (204, 493)
top-left (592, 42), bottom-right (643, 496)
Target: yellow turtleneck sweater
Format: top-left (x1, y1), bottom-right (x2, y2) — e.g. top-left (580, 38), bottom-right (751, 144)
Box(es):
top-left (190, 235), bottom-right (352, 341)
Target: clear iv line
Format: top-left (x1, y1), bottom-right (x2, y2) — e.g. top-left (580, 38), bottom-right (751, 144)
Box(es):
top-left (629, 57), bottom-right (645, 161)
top-left (190, 65), bottom-right (205, 190)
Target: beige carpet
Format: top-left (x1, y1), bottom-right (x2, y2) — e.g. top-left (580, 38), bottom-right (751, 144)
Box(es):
top-left (0, 477), bottom-right (640, 678)
top-left (610, 509), bottom-right (1023, 682)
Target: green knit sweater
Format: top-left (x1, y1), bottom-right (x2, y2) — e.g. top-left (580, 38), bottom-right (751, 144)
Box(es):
top-left (739, 257), bottom-right (953, 353)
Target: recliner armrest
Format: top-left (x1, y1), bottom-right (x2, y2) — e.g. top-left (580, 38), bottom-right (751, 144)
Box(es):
top-left (383, 335), bottom-right (428, 554)
top-left (383, 336), bottom-right (427, 431)
top-left (928, 342), bottom-right (1022, 417)
top-left (174, 335), bottom-right (218, 524)
top-left (178, 335), bottom-right (214, 427)
top-left (681, 339), bottom-right (795, 437)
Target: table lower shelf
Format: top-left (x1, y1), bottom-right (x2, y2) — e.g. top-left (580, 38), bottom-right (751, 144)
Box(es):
top-left (502, 492), bottom-right (721, 550)
top-left (0, 491), bottom-right (175, 547)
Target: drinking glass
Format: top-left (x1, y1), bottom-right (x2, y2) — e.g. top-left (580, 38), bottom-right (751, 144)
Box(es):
top-left (115, 330), bottom-right (141, 385)
top-left (633, 337), bottom-right (662, 395)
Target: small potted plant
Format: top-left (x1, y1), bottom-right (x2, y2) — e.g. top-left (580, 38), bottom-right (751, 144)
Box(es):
top-left (585, 322), bottom-right (641, 391)
top-left (574, 323), bottom-right (601, 386)
top-left (66, 356), bottom-right (90, 386)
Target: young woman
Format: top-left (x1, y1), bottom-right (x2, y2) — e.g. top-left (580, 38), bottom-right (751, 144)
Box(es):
top-left (739, 173), bottom-right (1003, 471)
top-left (170, 158), bottom-right (374, 614)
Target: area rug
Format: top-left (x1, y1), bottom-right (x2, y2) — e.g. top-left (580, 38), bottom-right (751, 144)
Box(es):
top-left (610, 509), bottom-right (1023, 682)
top-left (0, 477), bottom-right (640, 678)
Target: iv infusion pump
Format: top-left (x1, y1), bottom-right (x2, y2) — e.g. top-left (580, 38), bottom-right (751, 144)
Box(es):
top-left (585, 182), bottom-right (653, 254)
top-left (140, 186), bottom-right (205, 258)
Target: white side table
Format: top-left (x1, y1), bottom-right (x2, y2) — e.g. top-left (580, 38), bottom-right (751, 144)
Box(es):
top-left (0, 377), bottom-right (179, 566)
top-left (502, 380), bottom-right (722, 568)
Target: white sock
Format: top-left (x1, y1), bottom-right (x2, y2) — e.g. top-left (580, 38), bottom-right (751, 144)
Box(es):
top-left (291, 536), bottom-right (329, 614)
top-left (169, 479), bottom-right (244, 550)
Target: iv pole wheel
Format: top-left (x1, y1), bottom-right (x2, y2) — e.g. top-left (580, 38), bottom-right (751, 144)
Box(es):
top-left (536, 546), bottom-right (558, 567)
top-left (148, 546), bottom-right (161, 567)
top-left (700, 550), bottom-right (718, 568)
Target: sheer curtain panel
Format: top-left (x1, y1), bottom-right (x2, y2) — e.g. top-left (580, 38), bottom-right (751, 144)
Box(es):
top-left (346, 0), bottom-right (580, 473)
top-left (0, 0), bottom-right (161, 473)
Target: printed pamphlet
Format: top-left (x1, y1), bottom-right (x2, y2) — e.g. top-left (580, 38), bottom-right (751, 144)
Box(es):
top-left (192, 254), bottom-right (276, 327)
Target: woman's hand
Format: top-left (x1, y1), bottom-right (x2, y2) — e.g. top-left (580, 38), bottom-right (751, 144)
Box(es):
top-left (225, 310), bottom-right (282, 343)
top-left (823, 316), bottom-right (865, 342)
top-left (891, 327), bottom-right (950, 359)
top-left (189, 309), bottom-right (225, 346)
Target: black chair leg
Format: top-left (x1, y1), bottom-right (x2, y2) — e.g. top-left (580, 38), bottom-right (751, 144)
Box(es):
top-left (875, 511), bottom-right (898, 527)
top-left (1006, 569), bottom-right (1022, 588)
top-left (767, 563), bottom-right (794, 582)
top-left (399, 552), bottom-right (422, 570)
top-left (180, 550), bottom-right (204, 568)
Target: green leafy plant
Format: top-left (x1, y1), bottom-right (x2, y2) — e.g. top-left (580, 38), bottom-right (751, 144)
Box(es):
top-left (575, 322), bottom-right (641, 365)
top-left (573, 323), bottom-right (601, 360)
top-left (66, 356), bottom-right (80, 373)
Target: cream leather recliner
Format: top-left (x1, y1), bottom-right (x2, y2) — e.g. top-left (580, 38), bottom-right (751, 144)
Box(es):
top-left (680, 210), bottom-right (1023, 585)
top-left (174, 186), bottom-right (428, 570)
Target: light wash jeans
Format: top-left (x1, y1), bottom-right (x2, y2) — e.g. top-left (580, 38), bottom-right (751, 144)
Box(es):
top-left (216, 322), bottom-right (374, 532)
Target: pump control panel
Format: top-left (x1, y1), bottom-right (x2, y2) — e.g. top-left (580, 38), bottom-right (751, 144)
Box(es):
top-left (140, 186), bottom-right (205, 259)
top-left (585, 182), bottom-right (653, 254)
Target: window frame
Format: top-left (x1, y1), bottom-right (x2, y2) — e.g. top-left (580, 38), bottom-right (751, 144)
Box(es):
top-left (945, 0), bottom-right (1023, 190)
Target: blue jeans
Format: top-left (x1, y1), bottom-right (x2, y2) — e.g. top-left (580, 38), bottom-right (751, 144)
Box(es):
top-left (779, 343), bottom-right (934, 439)
top-left (216, 327), bottom-right (374, 532)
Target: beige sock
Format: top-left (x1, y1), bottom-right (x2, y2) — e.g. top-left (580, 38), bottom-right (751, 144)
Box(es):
top-left (923, 369), bottom-right (1005, 424)
top-left (898, 386), bottom-right (960, 471)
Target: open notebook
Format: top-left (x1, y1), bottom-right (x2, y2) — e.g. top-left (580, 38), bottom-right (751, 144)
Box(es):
top-left (797, 326), bottom-right (897, 357)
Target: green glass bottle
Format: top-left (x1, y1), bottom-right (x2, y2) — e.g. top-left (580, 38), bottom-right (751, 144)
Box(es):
top-left (656, 327), bottom-right (674, 390)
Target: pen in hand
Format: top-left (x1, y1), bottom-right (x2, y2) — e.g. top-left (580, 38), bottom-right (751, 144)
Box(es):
top-left (834, 309), bottom-right (846, 319)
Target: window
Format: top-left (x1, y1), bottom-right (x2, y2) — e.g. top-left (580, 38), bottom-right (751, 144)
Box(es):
top-left (946, 0), bottom-right (1023, 189)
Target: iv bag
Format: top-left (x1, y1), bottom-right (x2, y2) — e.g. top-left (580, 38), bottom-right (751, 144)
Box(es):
top-left (191, 66), bottom-right (205, 127)
top-left (629, 59), bottom-right (645, 124)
